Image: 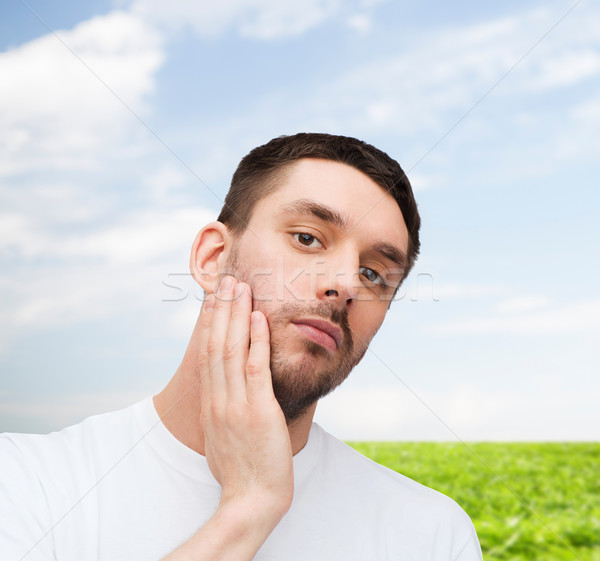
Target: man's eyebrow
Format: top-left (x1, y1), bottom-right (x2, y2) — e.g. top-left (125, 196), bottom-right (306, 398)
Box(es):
top-left (279, 199), bottom-right (349, 230)
top-left (371, 241), bottom-right (408, 270)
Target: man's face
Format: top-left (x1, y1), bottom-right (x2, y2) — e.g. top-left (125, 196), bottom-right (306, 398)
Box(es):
top-left (225, 158), bottom-right (410, 422)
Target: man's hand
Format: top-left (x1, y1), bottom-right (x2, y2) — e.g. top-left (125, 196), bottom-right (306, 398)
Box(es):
top-left (162, 276), bottom-right (293, 561)
top-left (201, 275), bottom-right (293, 511)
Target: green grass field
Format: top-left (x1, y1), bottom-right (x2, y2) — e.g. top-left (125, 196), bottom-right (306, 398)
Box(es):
top-left (347, 442), bottom-right (600, 561)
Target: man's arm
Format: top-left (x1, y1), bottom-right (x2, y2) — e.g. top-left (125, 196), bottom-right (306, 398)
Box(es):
top-left (162, 277), bottom-right (293, 561)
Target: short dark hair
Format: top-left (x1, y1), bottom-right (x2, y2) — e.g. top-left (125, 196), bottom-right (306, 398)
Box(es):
top-left (218, 132), bottom-right (421, 280)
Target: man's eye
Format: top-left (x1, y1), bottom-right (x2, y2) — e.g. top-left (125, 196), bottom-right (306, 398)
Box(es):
top-left (293, 233), bottom-right (322, 248)
top-left (359, 266), bottom-right (383, 285)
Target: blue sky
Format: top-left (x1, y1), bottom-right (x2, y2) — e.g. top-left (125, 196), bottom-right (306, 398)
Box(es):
top-left (1, 0), bottom-right (598, 440)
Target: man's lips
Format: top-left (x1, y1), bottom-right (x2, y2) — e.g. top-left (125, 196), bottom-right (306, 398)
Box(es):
top-left (291, 318), bottom-right (343, 351)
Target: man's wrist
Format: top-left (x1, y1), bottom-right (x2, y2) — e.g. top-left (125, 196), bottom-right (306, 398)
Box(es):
top-left (218, 488), bottom-right (292, 535)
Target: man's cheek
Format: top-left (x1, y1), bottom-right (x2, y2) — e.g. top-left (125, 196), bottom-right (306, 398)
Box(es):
top-left (245, 272), bottom-right (276, 304)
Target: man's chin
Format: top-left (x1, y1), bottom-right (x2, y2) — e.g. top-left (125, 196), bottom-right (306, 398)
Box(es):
top-left (269, 357), bottom-right (349, 424)
top-left (271, 383), bottom-right (320, 424)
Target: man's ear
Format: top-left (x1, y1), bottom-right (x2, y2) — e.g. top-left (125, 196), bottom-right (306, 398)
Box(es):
top-left (190, 221), bottom-right (232, 294)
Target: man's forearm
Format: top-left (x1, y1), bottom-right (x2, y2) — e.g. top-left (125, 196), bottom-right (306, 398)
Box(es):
top-left (161, 493), bottom-right (289, 561)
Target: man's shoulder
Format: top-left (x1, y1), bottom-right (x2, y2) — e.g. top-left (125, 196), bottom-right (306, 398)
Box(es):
top-left (0, 398), bottom-right (148, 473)
top-left (0, 399), bottom-right (153, 559)
top-left (313, 423), bottom-right (433, 490)
top-left (303, 425), bottom-right (482, 558)
top-left (312, 423), bottom-right (474, 523)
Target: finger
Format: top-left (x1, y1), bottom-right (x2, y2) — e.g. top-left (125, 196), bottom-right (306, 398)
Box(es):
top-left (206, 276), bottom-right (236, 398)
top-left (223, 282), bottom-right (252, 402)
top-left (198, 293), bottom-right (216, 406)
top-left (246, 311), bottom-right (274, 404)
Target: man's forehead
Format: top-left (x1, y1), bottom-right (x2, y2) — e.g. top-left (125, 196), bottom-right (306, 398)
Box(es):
top-left (281, 157), bottom-right (400, 208)
top-left (265, 158), bottom-right (396, 213)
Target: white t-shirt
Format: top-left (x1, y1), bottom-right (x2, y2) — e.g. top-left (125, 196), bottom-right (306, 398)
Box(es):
top-left (0, 398), bottom-right (482, 561)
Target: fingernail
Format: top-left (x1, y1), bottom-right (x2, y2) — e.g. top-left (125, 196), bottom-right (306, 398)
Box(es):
top-left (234, 283), bottom-right (245, 300)
top-left (204, 294), bottom-right (215, 311)
top-left (220, 275), bottom-right (235, 292)
top-left (251, 311), bottom-right (262, 326)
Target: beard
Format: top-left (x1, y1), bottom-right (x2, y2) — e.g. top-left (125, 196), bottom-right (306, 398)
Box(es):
top-left (224, 249), bottom-right (369, 423)
top-left (266, 301), bottom-right (367, 422)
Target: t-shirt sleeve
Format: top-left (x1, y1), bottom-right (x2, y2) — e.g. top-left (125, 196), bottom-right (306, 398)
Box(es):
top-left (0, 435), bottom-right (57, 561)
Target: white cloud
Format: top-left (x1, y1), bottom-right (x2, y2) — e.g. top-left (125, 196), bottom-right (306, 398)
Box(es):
top-left (572, 90), bottom-right (600, 122)
top-left (130, 0), bottom-right (341, 39)
top-left (0, 390), bottom-right (154, 434)
top-left (53, 207), bottom-right (216, 264)
top-left (0, 206), bottom-right (216, 336)
top-left (346, 13), bottom-right (372, 36)
top-left (433, 283), bottom-right (507, 300)
top-left (551, 89), bottom-right (600, 161)
top-left (358, 0), bottom-right (388, 6)
top-left (302, 17), bottom-right (519, 137)
top-left (142, 164), bottom-right (191, 203)
top-left (495, 295), bottom-right (549, 314)
top-left (403, 172), bottom-right (442, 192)
top-left (315, 383), bottom-right (600, 440)
top-left (434, 299), bottom-right (600, 335)
top-left (163, 299), bottom-right (205, 338)
top-left (274, 3), bottom-right (600, 175)
top-left (0, 11), bottom-right (164, 176)
top-left (523, 49), bottom-right (600, 91)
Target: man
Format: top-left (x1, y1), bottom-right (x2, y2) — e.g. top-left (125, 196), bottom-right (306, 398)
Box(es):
top-left (1, 133), bottom-right (482, 560)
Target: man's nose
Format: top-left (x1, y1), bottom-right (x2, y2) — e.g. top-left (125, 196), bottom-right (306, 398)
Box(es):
top-left (316, 255), bottom-right (360, 307)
